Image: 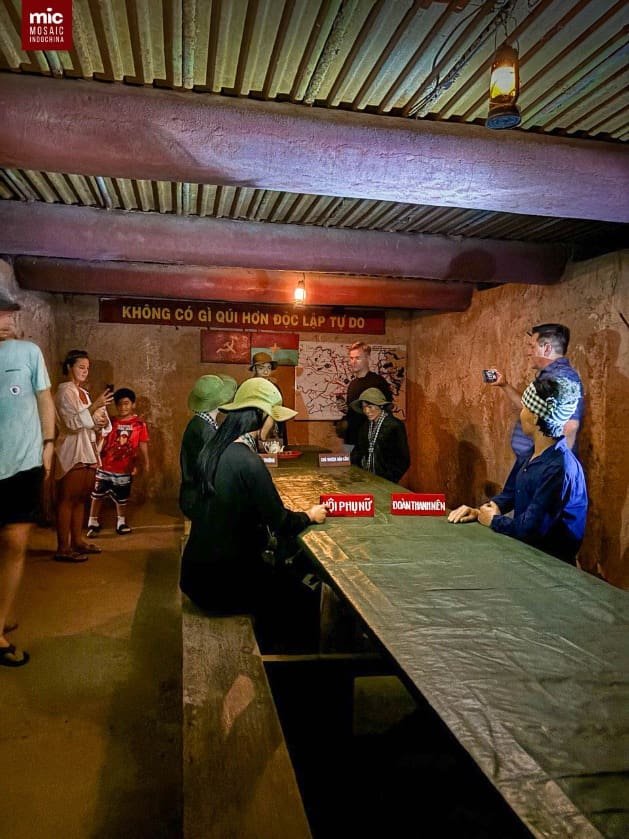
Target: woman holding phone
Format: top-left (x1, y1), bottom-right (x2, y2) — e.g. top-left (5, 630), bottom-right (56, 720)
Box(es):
top-left (53, 350), bottom-right (113, 562)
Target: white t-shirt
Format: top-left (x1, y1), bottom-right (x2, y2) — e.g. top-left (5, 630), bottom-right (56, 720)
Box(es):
top-left (0, 340), bottom-right (51, 480)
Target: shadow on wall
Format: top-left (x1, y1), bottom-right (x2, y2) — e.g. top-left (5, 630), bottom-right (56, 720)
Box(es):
top-left (580, 327), bottom-right (629, 587)
top-left (133, 394), bottom-right (174, 514)
top-left (408, 381), bottom-right (503, 508)
top-left (457, 438), bottom-right (501, 504)
top-left (446, 249), bottom-right (497, 285)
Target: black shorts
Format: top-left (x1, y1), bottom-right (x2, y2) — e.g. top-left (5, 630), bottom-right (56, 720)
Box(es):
top-left (0, 466), bottom-right (44, 526)
top-left (91, 470), bottom-right (132, 505)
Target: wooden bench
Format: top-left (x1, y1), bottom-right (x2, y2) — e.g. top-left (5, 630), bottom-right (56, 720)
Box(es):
top-left (182, 598), bottom-right (311, 839)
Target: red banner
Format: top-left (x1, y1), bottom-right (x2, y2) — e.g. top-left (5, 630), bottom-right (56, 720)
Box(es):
top-left (99, 298), bottom-right (385, 334)
top-left (390, 493), bottom-right (446, 516)
top-left (321, 494), bottom-right (374, 517)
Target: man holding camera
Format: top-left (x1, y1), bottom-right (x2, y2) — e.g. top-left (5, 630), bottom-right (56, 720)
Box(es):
top-left (485, 322), bottom-right (584, 460)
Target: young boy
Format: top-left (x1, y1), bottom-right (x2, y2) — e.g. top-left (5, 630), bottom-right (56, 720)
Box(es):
top-left (87, 388), bottom-right (149, 536)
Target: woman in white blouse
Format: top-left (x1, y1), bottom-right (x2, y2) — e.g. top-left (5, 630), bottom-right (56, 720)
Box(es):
top-left (54, 350), bottom-right (113, 562)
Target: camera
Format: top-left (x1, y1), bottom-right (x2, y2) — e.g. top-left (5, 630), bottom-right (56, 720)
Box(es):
top-left (482, 369), bottom-right (498, 383)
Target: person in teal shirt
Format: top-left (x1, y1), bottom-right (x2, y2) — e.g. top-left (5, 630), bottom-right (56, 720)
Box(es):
top-left (0, 292), bottom-right (55, 666)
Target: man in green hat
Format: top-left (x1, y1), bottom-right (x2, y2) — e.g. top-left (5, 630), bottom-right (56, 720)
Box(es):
top-left (179, 374), bottom-right (237, 520)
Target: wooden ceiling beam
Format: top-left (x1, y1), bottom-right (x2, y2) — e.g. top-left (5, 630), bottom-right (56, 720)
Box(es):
top-left (14, 258), bottom-right (473, 311)
top-left (0, 202), bottom-right (567, 284)
top-left (0, 75), bottom-right (626, 223)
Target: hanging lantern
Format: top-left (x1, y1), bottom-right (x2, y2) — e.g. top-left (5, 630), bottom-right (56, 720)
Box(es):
top-left (294, 277), bottom-right (306, 306)
top-left (486, 43), bottom-right (521, 130)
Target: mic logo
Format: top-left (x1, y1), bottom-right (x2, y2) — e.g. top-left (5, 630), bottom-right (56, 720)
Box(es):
top-left (29, 7), bottom-right (64, 24)
top-left (22, 1), bottom-right (73, 51)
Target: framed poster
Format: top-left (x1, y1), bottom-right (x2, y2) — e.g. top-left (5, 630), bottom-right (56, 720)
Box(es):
top-left (295, 342), bottom-right (406, 421)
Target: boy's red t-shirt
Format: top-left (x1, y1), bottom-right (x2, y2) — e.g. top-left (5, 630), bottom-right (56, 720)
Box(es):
top-left (100, 415), bottom-right (149, 475)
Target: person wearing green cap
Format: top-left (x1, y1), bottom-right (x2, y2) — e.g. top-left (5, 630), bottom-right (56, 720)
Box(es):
top-left (349, 388), bottom-right (410, 484)
top-left (180, 378), bottom-right (327, 649)
top-left (249, 351), bottom-right (289, 449)
top-left (179, 374), bottom-right (238, 520)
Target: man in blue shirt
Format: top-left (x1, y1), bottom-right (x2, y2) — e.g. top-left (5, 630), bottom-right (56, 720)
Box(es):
top-left (448, 377), bottom-right (588, 565)
top-left (485, 323), bottom-right (584, 457)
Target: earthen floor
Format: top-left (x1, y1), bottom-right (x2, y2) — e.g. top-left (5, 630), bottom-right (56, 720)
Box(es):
top-left (1, 506), bottom-right (183, 839)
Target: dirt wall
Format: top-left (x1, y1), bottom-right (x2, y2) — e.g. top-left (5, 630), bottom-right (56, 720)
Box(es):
top-left (4, 252), bottom-right (626, 586)
top-left (18, 283), bottom-right (411, 508)
top-left (0, 259), bottom-right (56, 365)
top-left (408, 250), bottom-right (628, 587)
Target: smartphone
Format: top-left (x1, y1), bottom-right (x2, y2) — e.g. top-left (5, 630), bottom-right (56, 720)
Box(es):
top-left (105, 383), bottom-right (114, 393)
top-left (482, 370), bottom-right (498, 383)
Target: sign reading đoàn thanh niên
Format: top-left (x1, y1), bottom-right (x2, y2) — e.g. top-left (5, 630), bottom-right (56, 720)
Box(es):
top-left (99, 298), bottom-right (385, 334)
top-left (390, 493), bottom-right (446, 515)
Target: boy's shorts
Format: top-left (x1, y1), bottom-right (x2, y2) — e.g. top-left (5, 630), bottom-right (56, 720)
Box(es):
top-left (0, 466), bottom-right (44, 526)
top-left (91, 470), bottom-right (132, 505)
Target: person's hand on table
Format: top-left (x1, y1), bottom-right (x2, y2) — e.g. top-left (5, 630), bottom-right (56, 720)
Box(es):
top-left (477, 501), bottom-right (500, 527)
top-left (307, 504), bottom-right (328, 524)
top-left (447, 505), bottom-right (480, 524)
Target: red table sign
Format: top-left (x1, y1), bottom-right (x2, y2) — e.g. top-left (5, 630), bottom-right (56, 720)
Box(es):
top-left (321, 494), bottom-right (374, 517)
top-left (318, 454), bottom-right (351, 467)
top-left (390, 493), bottom-right (446, 515)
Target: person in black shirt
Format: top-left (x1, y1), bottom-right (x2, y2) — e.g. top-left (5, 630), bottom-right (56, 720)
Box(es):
top-left (350, 388), bottom-right (410, 484)
top-left (179, 374), bottom-right (237, 520)
top-left (180, 378), bottom-right (327, 648)
top-left (337, 342), bottom-right (392, 449)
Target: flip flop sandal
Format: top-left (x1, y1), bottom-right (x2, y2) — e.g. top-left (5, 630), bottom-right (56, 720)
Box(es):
top-left (75, 544), bottom-right (102, 554)
top-left (3, 621), bottom-right (18, 634)
top-left (54, 551), bottom-right (88, 563)
top-left (0, 644), bottom-right (30, 667)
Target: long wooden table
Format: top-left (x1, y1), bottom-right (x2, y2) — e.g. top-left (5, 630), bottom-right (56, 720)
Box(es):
top-left (273, 456), bottom-right (629, 839)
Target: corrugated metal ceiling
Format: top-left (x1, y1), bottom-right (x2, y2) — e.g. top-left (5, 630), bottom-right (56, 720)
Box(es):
top-left (1, 167), bottom-right (625, 257)
top-left (1, 0), bottom-right (626, 139)
top-left (0, 0), bottom-right (627, 254)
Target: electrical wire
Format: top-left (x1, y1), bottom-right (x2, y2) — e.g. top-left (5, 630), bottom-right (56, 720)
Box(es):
top-left (410, 0), bottom-right (518, 117)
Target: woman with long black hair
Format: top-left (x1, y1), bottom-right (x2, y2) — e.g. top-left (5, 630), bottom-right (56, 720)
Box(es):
top-left (180, 378), bottom-right (327, 646)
